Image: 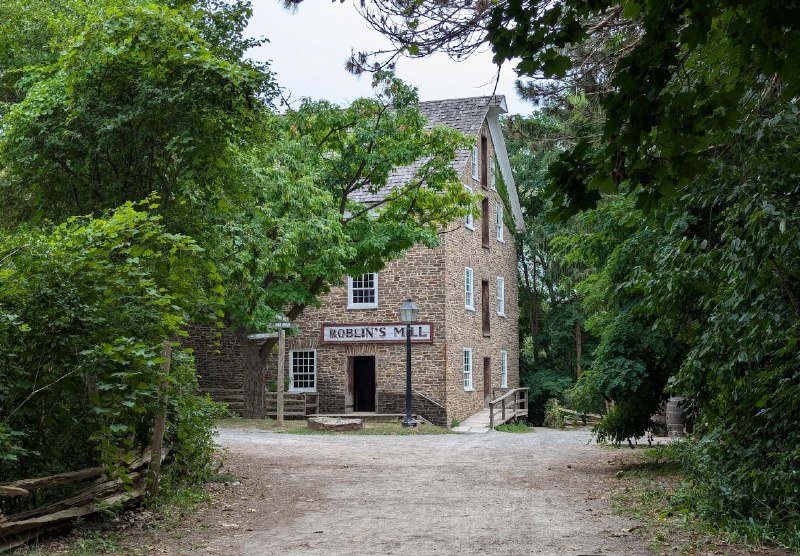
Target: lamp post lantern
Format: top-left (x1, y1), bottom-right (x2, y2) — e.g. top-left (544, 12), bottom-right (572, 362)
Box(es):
top-left (400, 299), bottom-right (419, 428)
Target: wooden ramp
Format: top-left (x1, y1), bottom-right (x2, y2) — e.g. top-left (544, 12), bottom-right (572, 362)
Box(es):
top-left (451, 409), bottom-right (494, 433)
top-left (452, 388), bottom-right (529, 433)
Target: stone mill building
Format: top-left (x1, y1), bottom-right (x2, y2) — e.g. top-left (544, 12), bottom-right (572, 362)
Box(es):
top-left (192, 95), bottom-right (525, 426)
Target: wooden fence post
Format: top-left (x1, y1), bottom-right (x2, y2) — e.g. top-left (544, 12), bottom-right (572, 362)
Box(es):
top-left (147, 341), bottom-right (171, 498)
top-left (276, 328), bottom-right (285, 426)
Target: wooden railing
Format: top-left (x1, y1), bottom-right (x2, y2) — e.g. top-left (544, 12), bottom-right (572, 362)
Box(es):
top-left (265, 392), bottom-right (319, 418)
top-left (488, 388), bottom-right (529, 428)
top-left (200, 388), bottom-right (244, 415)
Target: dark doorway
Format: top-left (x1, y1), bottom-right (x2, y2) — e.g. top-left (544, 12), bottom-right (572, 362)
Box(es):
top-left (353, 356), bottom-right (376, 412)
top-left (484, 357), bottom-right (492, 407)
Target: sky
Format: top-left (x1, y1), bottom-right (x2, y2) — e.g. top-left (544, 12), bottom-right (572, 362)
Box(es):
top-left (245, 1), bottom-right (531, 115)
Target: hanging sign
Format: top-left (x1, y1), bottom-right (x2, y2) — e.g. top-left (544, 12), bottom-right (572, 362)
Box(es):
top-left (321, 323), bottom-right (434, 344)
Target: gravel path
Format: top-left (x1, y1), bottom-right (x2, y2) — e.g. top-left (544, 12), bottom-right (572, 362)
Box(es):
top-left (156, 426), bottom-right (655, 556)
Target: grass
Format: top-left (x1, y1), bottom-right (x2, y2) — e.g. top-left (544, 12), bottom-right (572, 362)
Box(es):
top-left (216, 417), bottom-right (450, 435)
top-left (22, 532), bottom-right (122, 556)
top-left (609, 444), bottom-right (794, 556)
top-left (494, 421), bottom-right (533, 433)
top-left (146, 484), bottom-right (210, 529)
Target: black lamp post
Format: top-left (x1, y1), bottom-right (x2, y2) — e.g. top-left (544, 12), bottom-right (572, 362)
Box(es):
top-left (400, 299), bottom-right (419, 428)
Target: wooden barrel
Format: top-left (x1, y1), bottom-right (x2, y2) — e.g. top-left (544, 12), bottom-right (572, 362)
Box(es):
top-left (666, 396), bottom-right (686, 438)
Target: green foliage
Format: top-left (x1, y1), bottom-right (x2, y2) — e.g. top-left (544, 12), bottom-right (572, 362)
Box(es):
top-left (497, 3), bottom-right (800, 526)
top-left (0, 1), bottom-right (273, 228)
top-left (670, 439), bottom-right (800, 551)
top-left (544, 195), bottom-right (687, 442)
top-left (163, 350), bottom-right (227, 485)
top-left (489, 1), bottom-right (800, 216)
top-left (220, 71), bottom-right (473, 332)
top-left (653, 106), bottom-right (800, 533)
top-left (520, 338), bottom-right (574, 425)
top-left (564, 368), bottom-right (605, 416)
top-left (542, 399), bottom-right (565, 429)
top-left (523, 365), bottom-right (574, 406)
top-left (506, 112), bottom-right (602, 425)
top-left (0, 201), bottom-right (220, 483)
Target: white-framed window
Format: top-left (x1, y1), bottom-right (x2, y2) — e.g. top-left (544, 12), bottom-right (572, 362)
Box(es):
top-left (463, 348), bottom-right (473, 390)
top-left (471, 145), bottom-right (479, 180)
top-left (464, 185), bottom-right (474, 230)
top-left (496, 276), bottom-right (505, 316)
top-left (500, 351), bottom-right (508, 388)
top-left (490, 157), bottom-right (496, 190)
top-left (348, 273), bottom-right (378, 309)
top-left (465, 267), bottom-right (474, 310)
top-left (496, 202), bottom-right (504, 242)
top-left (290, 350), bottom-right (316, 392)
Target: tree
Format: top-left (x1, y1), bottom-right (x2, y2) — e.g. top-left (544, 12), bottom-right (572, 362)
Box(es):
top-left (505, 112), bottom-right (596, 423)
top-left (222, 73), bottom-right (473, 417)
top-left (1, 1), bottom-right (473, 420)
top-left (0, 1), bottom-right (273, 233)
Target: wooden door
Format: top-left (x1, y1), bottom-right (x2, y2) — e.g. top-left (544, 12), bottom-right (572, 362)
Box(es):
top-left (480, 135), bottom-right (488, 188)
top-left (483, 357), bottom-right (492, 407)
top-left (481, 198), bottom-right (490, 248)
top-left (482, 279), bottom-right (490, 336)
top-left (345, 357), bottom-right (354, 412)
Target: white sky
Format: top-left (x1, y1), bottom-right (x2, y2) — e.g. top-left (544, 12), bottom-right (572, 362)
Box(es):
top-left (245, 1), bottom-right (531, 115)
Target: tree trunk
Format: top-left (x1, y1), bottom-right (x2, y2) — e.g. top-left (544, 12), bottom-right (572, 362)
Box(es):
top-left (519, 249), bottom-right (538, 342)
top-left (574, 319), bottom-right (583, 378)
top-left (531, 257), bottom-right (541, 361)
top-left (239, 328), bottom-right (269, 419)
top-left (519, 248), bottom-right (542, 363)
top-left (238, 279), bottom-right (323, 419)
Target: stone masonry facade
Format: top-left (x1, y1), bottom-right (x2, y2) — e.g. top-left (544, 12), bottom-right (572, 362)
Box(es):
top-left (442, 120), bottom-right (520, 422)
top-left (193, 96), bottom-right (522, 427)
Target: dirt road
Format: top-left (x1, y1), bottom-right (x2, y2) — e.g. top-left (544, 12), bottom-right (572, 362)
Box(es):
top-left (137, 426), bottom-right (655, 556)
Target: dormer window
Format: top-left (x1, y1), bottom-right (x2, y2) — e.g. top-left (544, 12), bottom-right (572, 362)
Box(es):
top-left (348, 273), bottom-right (378, 309)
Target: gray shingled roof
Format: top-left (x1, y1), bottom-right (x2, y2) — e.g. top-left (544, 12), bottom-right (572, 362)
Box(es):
top-left (351, 95), bottom-right (504, 204)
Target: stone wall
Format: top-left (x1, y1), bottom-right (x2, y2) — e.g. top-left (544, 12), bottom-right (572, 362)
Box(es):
top-left (376, 391), bottom-right (448, 426)
top-left (186, 323), bottom-right (244, 391)
top-left (442, 121), bottom-right (521, 423)
top-left (266, 243), bottom-right (449, 423)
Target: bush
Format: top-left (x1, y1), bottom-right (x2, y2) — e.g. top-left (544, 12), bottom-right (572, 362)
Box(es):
top-left (164, 350), bottom-right (227, 485)
top-left (0, 200), bottom-right (222, 488)
top-left (543, 399), bottom-right (565, 429)
top-left (669, 434), bottom-right (800, 550)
